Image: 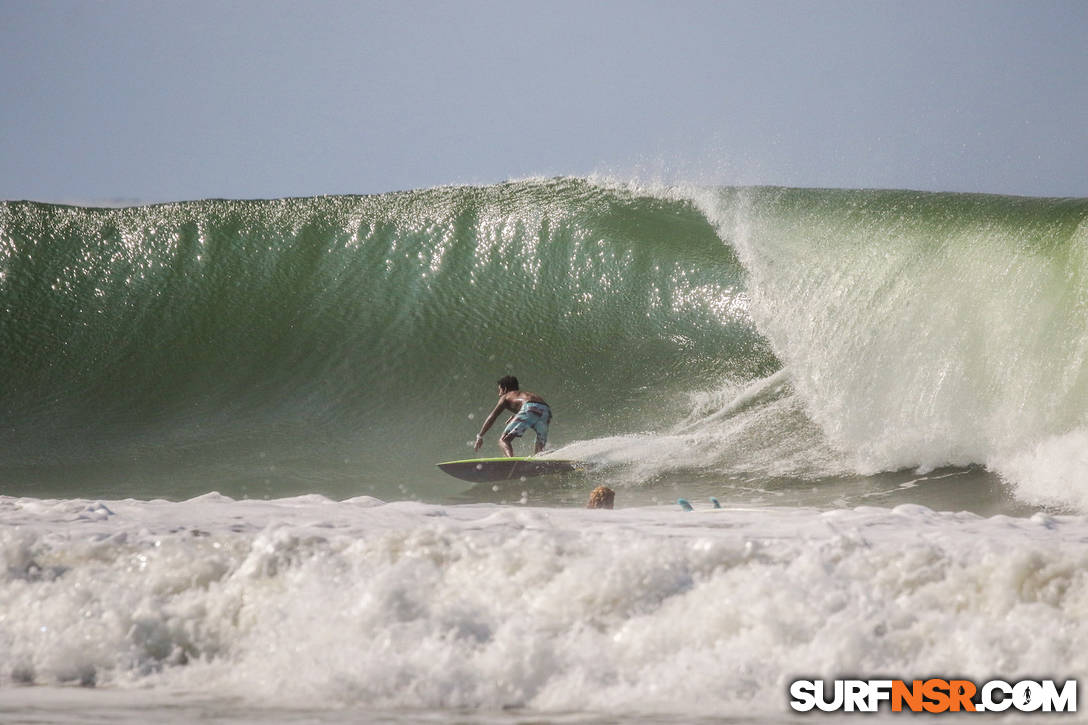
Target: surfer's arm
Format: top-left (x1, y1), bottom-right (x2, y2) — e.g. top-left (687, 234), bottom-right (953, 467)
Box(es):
top-left (474, 401), bottom-right (507, 451)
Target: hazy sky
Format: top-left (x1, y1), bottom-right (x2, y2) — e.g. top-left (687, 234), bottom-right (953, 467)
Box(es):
top-left (2, 0), bottom-right (1086, 202)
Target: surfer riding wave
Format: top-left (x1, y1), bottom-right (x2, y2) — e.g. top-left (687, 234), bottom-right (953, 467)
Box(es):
top-left (475, 376), bottom-right (552, 457)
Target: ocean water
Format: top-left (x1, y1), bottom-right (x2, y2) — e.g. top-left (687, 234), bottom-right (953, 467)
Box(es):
top-left (2, 178), bottom-right (1087, 722)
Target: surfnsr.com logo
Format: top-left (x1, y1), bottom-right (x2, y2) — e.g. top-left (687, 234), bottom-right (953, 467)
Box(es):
top-left (789, 679), bottom-right (1077, 713)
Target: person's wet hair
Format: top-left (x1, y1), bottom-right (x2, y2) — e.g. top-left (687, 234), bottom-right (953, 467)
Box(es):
top-left (497, 375), bottom-right (519, 392)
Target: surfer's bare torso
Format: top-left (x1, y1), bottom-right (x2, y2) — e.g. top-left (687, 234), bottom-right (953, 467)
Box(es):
top-left (496, 390), bottom-right (548, 415)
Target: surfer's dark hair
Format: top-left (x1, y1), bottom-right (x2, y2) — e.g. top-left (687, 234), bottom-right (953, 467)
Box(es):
top-left (497, 375), bottom-right (519, 392)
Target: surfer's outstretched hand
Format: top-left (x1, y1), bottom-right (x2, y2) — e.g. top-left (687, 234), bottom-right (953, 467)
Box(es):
top-left (474, 434), bottom-right (484, 452)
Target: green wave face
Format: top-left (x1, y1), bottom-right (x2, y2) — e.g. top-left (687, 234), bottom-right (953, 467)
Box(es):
top-left (0, 179), bottom-right (762, 499)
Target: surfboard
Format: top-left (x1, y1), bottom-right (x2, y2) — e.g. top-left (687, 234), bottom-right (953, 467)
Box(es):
top-left (436, 456), bottom-right (582, 483)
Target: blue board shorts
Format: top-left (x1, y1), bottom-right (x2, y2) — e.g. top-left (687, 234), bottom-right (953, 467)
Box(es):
top-left (502, 402), bottom-right (551, 445)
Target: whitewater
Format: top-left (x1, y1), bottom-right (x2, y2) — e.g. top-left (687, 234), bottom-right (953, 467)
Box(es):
top-left (2, 177), bottom-right (1087, 722)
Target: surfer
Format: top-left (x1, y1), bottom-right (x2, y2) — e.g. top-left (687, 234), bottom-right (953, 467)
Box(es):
top-left (474, 375), bottom-right (552, 457)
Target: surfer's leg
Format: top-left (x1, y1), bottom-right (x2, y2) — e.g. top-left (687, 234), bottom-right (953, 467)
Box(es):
top-left (499, 432), bottom-right (515, 457)
top-left (531, 413), bottom-right (549, 454)
top-left (501, 413), bottom-right (531, 457)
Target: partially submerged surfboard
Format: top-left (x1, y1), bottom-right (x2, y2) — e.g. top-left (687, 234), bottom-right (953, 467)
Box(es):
top-left (436, 456), bottom-right (582, 483)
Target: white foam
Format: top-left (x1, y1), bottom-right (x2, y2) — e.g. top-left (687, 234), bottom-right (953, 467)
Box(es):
top-left (1, 495), bottom-right (1086, 719)
top-left (993, 427), bottom-right (1088, 509)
